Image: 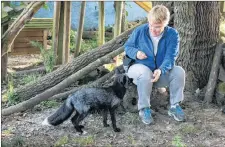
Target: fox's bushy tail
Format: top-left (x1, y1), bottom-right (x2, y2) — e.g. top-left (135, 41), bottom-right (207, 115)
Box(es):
top-left (42, 98), bottom-right (74, 126)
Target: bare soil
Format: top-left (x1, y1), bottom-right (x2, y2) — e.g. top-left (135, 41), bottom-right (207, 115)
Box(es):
top-left (1, 55), bottom-right (225, 147)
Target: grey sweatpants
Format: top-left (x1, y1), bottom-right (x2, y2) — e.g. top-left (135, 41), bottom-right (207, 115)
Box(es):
top-left (127, 64), bottom-right (185, 110)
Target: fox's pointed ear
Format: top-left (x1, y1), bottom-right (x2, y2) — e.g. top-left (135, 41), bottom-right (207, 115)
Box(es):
top-left (115, 68), bottom-right (121, 75)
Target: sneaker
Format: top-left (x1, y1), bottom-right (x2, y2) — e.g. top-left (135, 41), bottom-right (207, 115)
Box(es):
top-left (168, 105), bottom-right (185, 121)
top-left (139, 108), bottom-right (153, 124)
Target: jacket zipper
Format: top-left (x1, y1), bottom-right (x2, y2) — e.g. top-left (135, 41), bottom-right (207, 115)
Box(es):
top-left (147, 26), bottom-right (167, 70)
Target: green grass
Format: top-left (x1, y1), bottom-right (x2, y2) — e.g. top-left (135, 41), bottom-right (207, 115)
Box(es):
top-left (40, 100), bottom-right (59, 108)
top-left (72, 135), bottom-right (95, 146)
top-left (30, 41), bottom-right (55, 73)
top-left (6, 78), bottom-right (18, 105)
top-left (54, 136), bottom-right (68, 147)
top-left (172, 135), bottom-right (186, 147)
top-left (21, 73), bottom-right (41, 85)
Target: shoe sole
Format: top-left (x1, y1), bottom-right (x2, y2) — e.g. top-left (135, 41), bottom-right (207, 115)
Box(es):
top-left (168, 111), bottom-right (184, 122)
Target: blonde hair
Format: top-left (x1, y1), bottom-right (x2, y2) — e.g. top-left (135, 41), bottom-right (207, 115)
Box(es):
top-left (148, 5), bottom-right (170, 26)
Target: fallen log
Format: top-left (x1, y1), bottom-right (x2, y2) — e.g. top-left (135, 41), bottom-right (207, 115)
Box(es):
top-left (48, 65), bottom-right (123, 101)
top-left (204, 42), bottom-right (225, 104)
top-left (8, 65), bottom-right (60, 77)
top-left (11, 21), bottom-right (144, 102)
top-left (2, 47), bottom-right (124, 116)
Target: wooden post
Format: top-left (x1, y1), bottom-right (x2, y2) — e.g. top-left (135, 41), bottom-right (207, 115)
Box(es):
top-left (204, 43), bottom-right (225, 104)
top-left (52, 1), bottom-right (61, 64)
top-left (121, 1), bottom-right (126, 33)
top-left (98, 1), bottom-right (105, 46)
top-left (74, 1), bottom-right (86, 57)
top-left (62, 1), bottom-right (71, 63)
top-left (114, 1), bottom-right (123, 66)
top-left (114, 1), bottom-right (123, 38)
top-left (43, 29), bottom-right (48, 50)
top-left (56, 1), bottom-right (65, 64)
top-left (1, 1), bottom-right (10, 82)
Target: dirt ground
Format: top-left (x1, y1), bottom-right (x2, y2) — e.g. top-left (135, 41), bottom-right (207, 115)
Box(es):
top-left (1, 55), bottom-right (225, 147)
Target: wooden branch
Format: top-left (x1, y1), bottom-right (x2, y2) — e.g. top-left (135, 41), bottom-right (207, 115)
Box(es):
top-left (2, 47), bottom-right (124, 116)
top-left (204, 43), bottom-right (225, 104)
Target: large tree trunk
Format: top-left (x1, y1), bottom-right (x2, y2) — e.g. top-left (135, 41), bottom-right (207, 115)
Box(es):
top-left (1, 2), bottom-right (45, 82)
top-left (174, 2), bottom-right (220, 91)
top-left (12, 23), bottom-right (142, 102)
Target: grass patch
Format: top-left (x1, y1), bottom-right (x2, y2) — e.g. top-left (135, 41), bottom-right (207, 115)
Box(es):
top-left (30, 41), bottom-right (55, 73)
top-left (2, 136), bottom-right (25, 147)
top-left (20, 73), bottom-right (41, 85)
top-left (54, 136), bottom-right (68, 147)
top-left (40, 100), bottom-right (59, 108)
top-left (127, 134), bottom-right (136, 145)
top-left (179, 124), bottom-right (199, 135)
top-left (172, 135), bottom-right (186, 147)
top-left (6, 78), bottom-right (18, 105)
top-left (73, 135), bottom-right (95, 146)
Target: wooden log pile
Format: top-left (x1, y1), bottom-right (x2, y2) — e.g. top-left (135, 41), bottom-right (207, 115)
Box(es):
top-left (204, 42), bottom-right (225, 109)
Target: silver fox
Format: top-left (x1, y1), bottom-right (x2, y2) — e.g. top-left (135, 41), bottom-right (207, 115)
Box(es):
top-left (42, 69), bottom-right (133, 134)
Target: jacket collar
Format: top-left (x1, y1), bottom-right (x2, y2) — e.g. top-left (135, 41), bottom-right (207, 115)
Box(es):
top-left (145, 24), bottom-right (168, 39)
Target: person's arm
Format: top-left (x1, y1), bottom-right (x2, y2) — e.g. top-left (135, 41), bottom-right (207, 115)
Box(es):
top-left (124, 29), bottom-right (139, 60)
top-left (159, 30), bottom-right (180, 75)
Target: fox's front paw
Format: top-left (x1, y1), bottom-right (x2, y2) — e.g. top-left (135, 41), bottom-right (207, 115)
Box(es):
top-left (114, 127), bottom-right (121, 132)
top-left (79, 125), bottom-right (84, 129)
top-left (104, 124), bottom-right (110, 127)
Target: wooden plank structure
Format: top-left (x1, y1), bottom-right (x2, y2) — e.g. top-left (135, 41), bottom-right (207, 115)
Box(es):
top-left (10, 18), bottom-right (53, 55)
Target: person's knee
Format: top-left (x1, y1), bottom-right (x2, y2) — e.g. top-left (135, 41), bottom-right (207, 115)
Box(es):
top-left (128, 64), bottom-right (152, 80)
top-left (173, 66), bottom-right (185, 80)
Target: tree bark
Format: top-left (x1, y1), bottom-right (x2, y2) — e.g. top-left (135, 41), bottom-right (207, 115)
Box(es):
top-left (1, 2), bottom-right (45, 82)
top-left (204, 43), bottom-right (224, 104)
top-left (174, 2), bottom-right (220, 91)
top-left (2, 47), bottom-right (124, 116)
top-left (12, 22), bottom-right (142, 102)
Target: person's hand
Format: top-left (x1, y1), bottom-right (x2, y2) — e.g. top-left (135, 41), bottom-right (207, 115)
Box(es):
top-left (151, 69), bottom-right (161, 83)
top-left (136, 51), bottom-right (147, 60)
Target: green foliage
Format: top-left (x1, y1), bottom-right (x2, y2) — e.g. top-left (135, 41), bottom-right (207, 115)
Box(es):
top-left (73, 135), bottom-right (95, 146)
top-left (7, 78), bottom-right (18, 105)
top-left (10, 136), bottom-right (25, 147)
top-left (218, 82), bottom-right (225, 94)
top-left (21, 74), bottom-right (41, 85)
top-left (80, 39), bottom-right (98, 53)
top-left (30, 41), bottom-right (55, 73)
top-left (54, 136), bottom-right (68, 147)
top-left (40, 100), bottom-right (59, 108)
top-left (42, 2), bottom-right (49, 11)
top-left (70, 29), bottom-right (77, 52)
top-left (2, 136), bottom-right (25, 147)
top-left (172, 135), bottom-right (186, 147)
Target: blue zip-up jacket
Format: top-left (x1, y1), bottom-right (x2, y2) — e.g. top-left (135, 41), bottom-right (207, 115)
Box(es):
top-left (124, 23), bottom-right (180, 75)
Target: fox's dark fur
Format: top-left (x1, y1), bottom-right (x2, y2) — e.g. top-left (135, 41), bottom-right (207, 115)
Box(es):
top-left (42, 69), bottom-right (132, 134)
